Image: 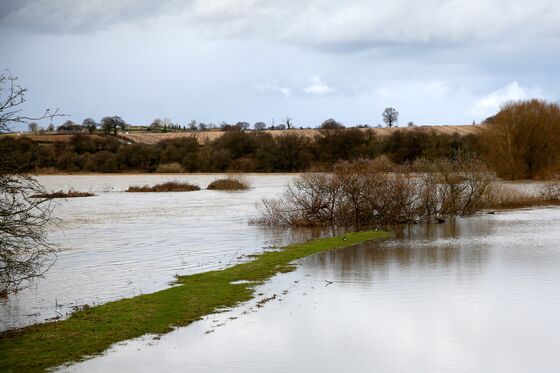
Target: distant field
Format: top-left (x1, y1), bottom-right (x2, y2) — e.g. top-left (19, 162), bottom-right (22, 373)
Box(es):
top-left (4, 125), bottom-right (481, 145)
top-left (2, 133), bottom-right (104, 143)
top-left (120, 125), bottom-right (481, 145)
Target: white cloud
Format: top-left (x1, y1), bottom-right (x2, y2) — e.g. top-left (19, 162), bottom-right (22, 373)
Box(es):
top-left (303, 76), bottom-right (334, 96)
top-left (256, 79), bottom-right (291, 98)
top-left (471, 82), bottom-right (546, 118)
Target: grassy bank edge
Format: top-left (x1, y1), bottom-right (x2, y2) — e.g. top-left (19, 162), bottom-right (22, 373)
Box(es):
top-left (0, 230), bottom-right (390, 372)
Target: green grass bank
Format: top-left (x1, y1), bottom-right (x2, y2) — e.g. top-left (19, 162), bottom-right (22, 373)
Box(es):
top-left (0, 230), bottom-right (390, 372)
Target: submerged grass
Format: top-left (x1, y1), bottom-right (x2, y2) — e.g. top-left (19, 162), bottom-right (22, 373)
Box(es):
top-left (0, 230), bottom-right (390, 372)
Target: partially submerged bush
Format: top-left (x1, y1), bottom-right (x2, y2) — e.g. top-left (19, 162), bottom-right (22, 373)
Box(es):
top-left (254, 156), bottom-right (495, 227)
top-left (126, 181), bottom-right (200, 192)
top-left (156, 162), bottom-right (185, 173)
top-left (31, 190), bottom-right (95, 198)
top-left (207, 176), bottom-right (250, 190)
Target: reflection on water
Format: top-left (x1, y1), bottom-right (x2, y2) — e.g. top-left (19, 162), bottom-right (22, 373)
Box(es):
top-left (64, 207), bottom-right (560, 373)
top-left (1, 174), bottom-right (325, 331)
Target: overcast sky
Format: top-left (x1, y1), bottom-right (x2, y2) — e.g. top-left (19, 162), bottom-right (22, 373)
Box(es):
top-left (1, 0), bottom-right (559, 128)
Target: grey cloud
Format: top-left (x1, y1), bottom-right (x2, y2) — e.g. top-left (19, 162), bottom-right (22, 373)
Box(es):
top-left (0, 0), bottom-right (189, 33)
top-left (4, 0), bottom-right (560, 51)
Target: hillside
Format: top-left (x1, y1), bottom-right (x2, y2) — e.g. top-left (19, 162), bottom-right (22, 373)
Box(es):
top-left (120, 124), bottom-right (481, 145)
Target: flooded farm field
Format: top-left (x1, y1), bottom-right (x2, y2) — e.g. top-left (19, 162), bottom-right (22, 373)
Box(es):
top-left (2, 175), bottom-right (560, 372)
top-left (0, 174), bottom-right (313, 330)
top-left (63, 207), bottom-right (560, 373)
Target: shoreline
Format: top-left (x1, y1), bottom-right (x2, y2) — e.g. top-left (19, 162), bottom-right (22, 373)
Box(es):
top-left (0, 230), bottom-right (390, 372)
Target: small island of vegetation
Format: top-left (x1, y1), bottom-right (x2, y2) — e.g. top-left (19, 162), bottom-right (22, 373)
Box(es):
top-left (207, 176), bottom-right (250, 190)
top-left (126, 181), bottom-right (201, 193)
top-left (30, 190), bottom-right (95, 199)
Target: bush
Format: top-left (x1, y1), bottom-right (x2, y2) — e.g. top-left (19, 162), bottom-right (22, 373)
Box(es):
top-left (31, 190), bottom-right (95, 198)
top-left (254, 157), bottom-right (495, 227)
top-left (482, 99), bottom-right (560, 179)
top-left (207, 176), bottom-right (250, 190)
top-left (126, 181), bottom-right (200, 192)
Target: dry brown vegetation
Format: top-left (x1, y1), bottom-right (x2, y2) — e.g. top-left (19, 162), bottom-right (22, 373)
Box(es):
top-left (207, 176), bottom-right (250, 190)
top-left (126, 181), bottom-right (200, 192)
top-left (30, 190), bottom-right (95, 198)
top-left (254, 157), bottom-right (560, 228)
top-left (254, 157), bottom-right (494, 227)
top-left (482, 99), bottom-right (560, 179)
top-left (155, 162), bottom-right (185, 173)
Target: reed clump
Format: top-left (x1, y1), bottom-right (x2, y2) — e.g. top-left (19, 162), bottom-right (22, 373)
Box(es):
top-left (126, 181), bottom-right (200, 192)
top-left (31, 190), bottom-right (95, 198)
top-left (207, 176), bottom-right (250, 190)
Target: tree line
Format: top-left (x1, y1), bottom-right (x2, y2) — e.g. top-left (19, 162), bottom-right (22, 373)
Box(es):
top-left (1, 127), bottom-right (481, 174)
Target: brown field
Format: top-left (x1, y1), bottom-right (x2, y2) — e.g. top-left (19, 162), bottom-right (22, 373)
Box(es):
top-left (1, 133), bottom-right (104, 143)
top-left (3, 125), bottom-right (481, 145)
top-left (119, 125), bottom-right (481, 145)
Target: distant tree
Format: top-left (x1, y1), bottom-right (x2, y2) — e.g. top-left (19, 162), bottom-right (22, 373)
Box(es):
top-left (254, 121), bottom-right (267, 131)
top-left (101, 116), bottom-right (126, 135)
top-left (283, 116), bottom-right (294, 130)
top-left (382, 107), bottom-right (399, 128)
top-left (319, 118), bottom-right (345, 137)
top-left (320, 118), bottom-right (345, 130)
top-left (199, 123), bottom-right (207, 131)
top-left (407, 121), bottom-right (415, 127)
top-left (58, 120), bottom-right (82, 133)
top-left (82, 118), bottom-right (97, 133)
top-left (277, 123), bottom-right (287, 130)
top-left (189, 120), bottom-right (198, 131)
top-left (28, 122), bottom-right (39, 133)
top-left (46, 123), bottom-right (55, 132)
top-left (149, 118), bottom-right (163, 132)
top-left (235, 122), bottom-right (250, 131)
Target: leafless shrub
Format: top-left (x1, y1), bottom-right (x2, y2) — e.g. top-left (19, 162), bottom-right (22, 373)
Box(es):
top-left (540, 173), bottom-right (560, 201)
top-left (0, 171), bottom-right (57, 296)
top-left (254, 156), bottom-right (496, 227)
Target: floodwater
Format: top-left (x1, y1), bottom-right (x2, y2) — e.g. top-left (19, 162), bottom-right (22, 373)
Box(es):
top-left (62, 207), bottom-right (560, 373)
top-left (1, 174), bottom-right (317, 330)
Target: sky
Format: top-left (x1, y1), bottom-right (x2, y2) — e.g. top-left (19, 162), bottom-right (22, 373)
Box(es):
top-left (1, 0), bottom-right (559, 129)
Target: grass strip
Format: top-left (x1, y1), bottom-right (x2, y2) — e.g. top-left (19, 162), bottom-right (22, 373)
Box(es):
top-left (0, 230), bottom-right (390, 372)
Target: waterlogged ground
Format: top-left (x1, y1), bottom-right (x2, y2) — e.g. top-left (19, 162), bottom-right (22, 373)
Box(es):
top-left (63, 207), bottom-right (560, 373)
top-left (0, 174), bottom-right (318, 330)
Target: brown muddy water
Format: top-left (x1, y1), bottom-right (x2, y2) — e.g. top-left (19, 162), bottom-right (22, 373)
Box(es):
top-left (61, 206), bottom-right (560, 373)
top-left (1, 174), bottom-right (316, 330)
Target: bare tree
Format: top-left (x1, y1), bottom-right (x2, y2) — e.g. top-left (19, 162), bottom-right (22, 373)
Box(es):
top-left (0, 165), bottom-right (57, 296)
top-left (82, 118), bottom-right (97, 133)
top-left (0, 70), bottom-right (61, 296)
top-left (0, 70), bottom-right (64, 133)
top-left (382, 107), bottom-right (399, 128)
top-left (101, 116), bottom-right (127, 135)
top-left (283, 116), bottom-right (294, 130)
